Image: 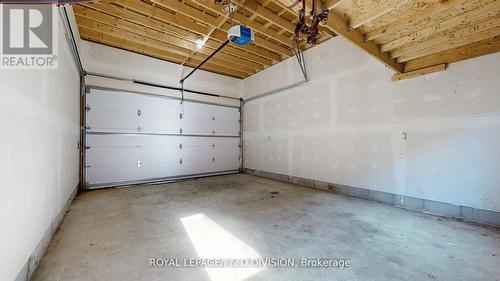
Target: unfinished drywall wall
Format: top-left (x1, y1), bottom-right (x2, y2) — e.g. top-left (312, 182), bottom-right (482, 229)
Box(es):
top-left (0, 12), bottom-right (80, 281)
top-left (243, 37), bottom-right (500, 212)
top-left (80, 41), bottom-right (244, 107)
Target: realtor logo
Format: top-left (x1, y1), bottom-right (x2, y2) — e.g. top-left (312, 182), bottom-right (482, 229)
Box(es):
top-left (1, 4), bottom-right (58, 69)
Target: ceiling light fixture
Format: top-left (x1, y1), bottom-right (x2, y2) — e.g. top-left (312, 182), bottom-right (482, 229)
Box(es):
top-left (196, 37), bottom-right (205, 49)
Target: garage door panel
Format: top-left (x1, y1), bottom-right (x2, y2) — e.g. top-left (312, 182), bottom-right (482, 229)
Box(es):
top-left (85, 88), bottom-right (241, 188)
top-left (87, 161), bottom-right (183, 186)
top-left (87, 89), bottom-right (240, 136)
top-left (88, 89), bottom-right (180, 113)
top-left (86, 109), bottom-right (139, 133)
top-left (88, 108), bottom-right (181, 134)
top-left (86, 147), bottom-right (142, 166)
top-left (139, 114), bottom-right (180, 134)
top-left (181, 102), bottom-right (240, 136)
top-left (215, 117), bottom-right (241, 135)
top-left (86, 149), bottom-right (239, 186)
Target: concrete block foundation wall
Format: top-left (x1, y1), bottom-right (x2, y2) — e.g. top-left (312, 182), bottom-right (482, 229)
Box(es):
top-left (245, 169), bottom-right (500, 227)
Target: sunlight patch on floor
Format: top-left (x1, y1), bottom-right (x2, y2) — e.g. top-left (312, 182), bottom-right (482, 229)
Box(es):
top-left (181, 213), bottom-right (265, 281)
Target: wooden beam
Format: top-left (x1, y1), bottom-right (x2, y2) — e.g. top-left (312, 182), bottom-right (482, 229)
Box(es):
top-left (404, 36), bottom-right (500, 72)
top-left (79, 28), bottom-right (247, 78)
top-left (76, 17), bottom-right (252, 77)
top-left (219, 22), bottom-right (292, 57)
top-left (81, 29), bottom-right (184, 63)
top-left (349, 0), bottom-right (408, 29)
top-left (116, 0), bottom-right (274, 66)
top-left (272, 0), bottom-right (403, 72)
top-left (391, 64), bottom-right (447, 81)
top-left (325, 11), bottom-right (404, 72)
top-left (93, 1), bottom-right (196, 40)
top-left (397, 25), bottom-right (500, 62)
top-left (380, 1), bottom-right (500, 52)
top-left (82, 2), bottom-right (265, 70)
top-left (150, 0), bottom-right (288, 60)
top-left (190, 0), bottom-right (293, 47)
top-left (116, 0), bottom-right (208, 34)
top-left (326, 0), bottom-right (348, 10)
top-left (391, 16), bottom-right (500, 59)
top-left (73, 5), bottom-right (258, 74)
top-left (269, 0), bottom-right (337, 38)
top-left (234, 0), bottom-right (296, 33)
top-left (181, 1), bottom-right (237, 66)
top-left (364, 0), bottom-right (466, 41)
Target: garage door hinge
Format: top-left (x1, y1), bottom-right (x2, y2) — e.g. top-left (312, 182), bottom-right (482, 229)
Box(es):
top-left (85, 146), bottom-right (90, 149)
top-left (85, 105), bottom-right (91, 112)
top-left (85, 165), bottom-right (91, 168)
top-left (85, 126), bottom-right (91, 130)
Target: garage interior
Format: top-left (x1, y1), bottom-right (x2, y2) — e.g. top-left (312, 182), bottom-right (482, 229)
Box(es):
top-left (1, 0), bottom-right (499, 281)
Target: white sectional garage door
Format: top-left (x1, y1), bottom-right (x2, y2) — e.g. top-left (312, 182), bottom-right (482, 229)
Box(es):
top-left (85, 88), bottom-right (241, 189)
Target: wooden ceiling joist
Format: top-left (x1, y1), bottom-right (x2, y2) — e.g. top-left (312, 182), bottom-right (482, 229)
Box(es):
top-left (404, 35), bottom-right (500, 72)
top-left (73, 0), bottom-right (500, 79)
top-left (397, 25), bottom-right (500, 63)
top-left (74, 4), bottom-right (261, 73)
top-left (180, 0), bottom-right (233, 67)
top-left (190, 0), bottom-right (293, 47)
top-left (80, 28), bottom-right (248, 78)
top-left (234, 0), bottom-right (296, 34)
top-left (76, 19), bottom-right (252, 77)
top-left (391, 16), bottom-right (500, 59)
top-left (219, 22), bottom-right (291, 56)
top-left (273, 0), bottom-right (403, 72)
top-left (364, 0), bottom-right (467, 41)
top-left (323, 11), bottom-right (404, 73)
top-left (326, 0), bottom-right (348, 10)
top-left (95, 2), bottom-right (266, 70)
top-left (116, 0), bottom-right (275, 66)
top-left (380, 1), bottom-right (500, 53)
top-left (151, 0), bottom-right (288, 60)
top-left (348, 0), bottom-right (408, 30)
top-left (371, 0), bottom-right (498, 45)
top-left (268, 0), bottom-right (336, 38)
top-left (391, 63), bottom-right (447, 82)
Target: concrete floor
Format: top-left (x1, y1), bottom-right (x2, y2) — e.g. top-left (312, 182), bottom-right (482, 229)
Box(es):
top-left (32, 174), bottom-right (500, 281)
